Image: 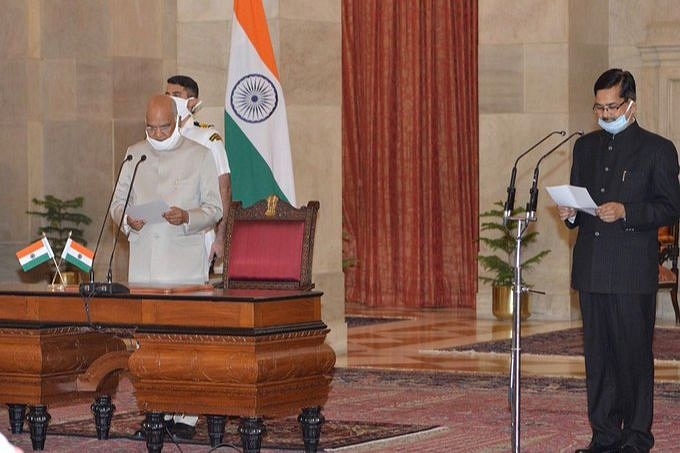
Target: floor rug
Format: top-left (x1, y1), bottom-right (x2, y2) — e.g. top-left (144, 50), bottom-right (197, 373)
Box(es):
top-left (4, 368), bottom-right (680, 452)
top-left (439, 327), bottom-right (680, 360)
top-left (46, 411), bottom-right (437, 451)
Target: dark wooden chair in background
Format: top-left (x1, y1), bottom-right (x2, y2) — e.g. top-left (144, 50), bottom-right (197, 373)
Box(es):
top-left (222, 195), bottom-right (320, 290)
top-left (658, 222), bottom-right (680, 324)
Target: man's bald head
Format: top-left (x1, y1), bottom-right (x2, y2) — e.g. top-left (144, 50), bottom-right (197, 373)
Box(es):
top-left (145, 95), bottom-right (178, 140)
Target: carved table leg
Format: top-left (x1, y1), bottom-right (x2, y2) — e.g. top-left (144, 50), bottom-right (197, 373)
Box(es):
top-left (7, 404), bottom-right (26, 434)
top-left (206, 415), bottom-right (228, 447)
top-left (298, 406), bottom-right (325, 453)
top-left (91, 394), bottom-right (116, 440)
top-left (141, 412), bottom-right (166, 453)
top-left (238, 417), bottom-right (266, 453)
top-left (26, 405), bottom-right (51, 451)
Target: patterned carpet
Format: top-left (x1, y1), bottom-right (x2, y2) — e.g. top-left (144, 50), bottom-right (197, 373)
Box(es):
top-left (437, 327), bottom-right (680, 360)
top-left (45, 410), bottom-right (436, 451)
top-left (3, 369), bottom-right (680, 452)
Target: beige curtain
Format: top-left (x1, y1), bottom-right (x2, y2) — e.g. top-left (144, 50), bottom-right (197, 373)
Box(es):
top-left (342, 0), bottom-right (479, 308)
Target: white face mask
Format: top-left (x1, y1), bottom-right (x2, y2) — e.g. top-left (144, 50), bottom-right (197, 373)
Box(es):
top-left (170, 96), bottom-right (192, 123)
top-left (146, 116), bottom-right (182, 151)
top-left (598, 100), bottom-right (634, 135)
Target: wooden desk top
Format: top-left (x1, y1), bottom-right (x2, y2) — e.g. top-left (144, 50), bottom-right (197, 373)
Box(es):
top-left (0, 283), bottom-right (325, 334)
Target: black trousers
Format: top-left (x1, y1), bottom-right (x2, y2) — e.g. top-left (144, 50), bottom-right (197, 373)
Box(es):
top-left (579, 292), bottom-right (656, 450)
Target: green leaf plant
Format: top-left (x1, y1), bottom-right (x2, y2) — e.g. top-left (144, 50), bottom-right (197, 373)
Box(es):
top-left (478, 201), bottom-right (551, 288)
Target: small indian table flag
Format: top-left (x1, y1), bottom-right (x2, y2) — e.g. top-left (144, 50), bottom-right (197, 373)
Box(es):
top-left (16, 237), bottom-right (54, 271)
top-left (61, 237), bottom-right (94, 273)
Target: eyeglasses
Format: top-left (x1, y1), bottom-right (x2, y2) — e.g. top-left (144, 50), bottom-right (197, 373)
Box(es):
top-left (145, 123), bottom-right (173, 135)
top-left (592, 100), bottom-right (626, 113)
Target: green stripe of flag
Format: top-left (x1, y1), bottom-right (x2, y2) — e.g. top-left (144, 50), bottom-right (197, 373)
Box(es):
top-left (64, 254), bottom-right (91, 273)
top-left (225, 114), bottom-right (290, 207)
top-left (21, 254), bottom-right (51, 272)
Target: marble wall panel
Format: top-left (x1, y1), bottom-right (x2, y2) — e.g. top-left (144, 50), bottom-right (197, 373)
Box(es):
top-left (280, 19), bottom-right (341, 106)
top-left (76, 59), bottom-right (114, 119)
top-left (479, 0), bottom-right (567, 45)
top-left (177, 21), bottom-right (228, 73)
top-left (26, 58), bottom-right (42, 120)
top-left (479, 44), bottom-right (524, 114)
top-left (0, 0), bottom-right (28, 57)
top-left (27, 0), bottom-right (40, 58)
top-left (568, 43), bottom-right (609, 116)
top-left (177, 0), bottom-right (231, 22)
top-left (0, 58), bottom-right (28, 121)
top-left (525, 44), bottom-right (569, 113)
top-left (569, 0), bottom-right (609, 45)
top-left (41, 59), bottom-right (77, 121)
top-left (41, 0), bottom-right (110, 59)
top-left (111, 0), bottom-right (163, 58)
top-left (0, 123), bottom-right (29, 241)
top-left (114, 118), bottom-right (146, 161)
top-left (112, 57), bottom-right (165, 119)
top-left (163, 0), bottom-right (178, 58)
top-left (280, 0), bottom-right (341, 23)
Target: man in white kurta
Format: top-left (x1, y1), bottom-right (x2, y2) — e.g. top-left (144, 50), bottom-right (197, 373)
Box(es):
top-left (110, 95), bottom-right (222, 285)
top-left (166, 75), bottom-right (232, 268)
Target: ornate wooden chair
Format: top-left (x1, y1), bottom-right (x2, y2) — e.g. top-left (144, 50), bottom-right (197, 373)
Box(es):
top-left (658, 222), bottom-right (680, 324)
top-left (222, 195), bottom-right (320, 290)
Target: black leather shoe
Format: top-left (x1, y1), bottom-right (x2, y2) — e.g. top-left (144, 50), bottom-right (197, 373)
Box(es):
top-left (170, 422), bottom-right (196, 440)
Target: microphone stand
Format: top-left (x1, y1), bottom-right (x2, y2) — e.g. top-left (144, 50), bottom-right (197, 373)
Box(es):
top-left (80, 155), bottom-right (147, 296)
top-left (508, 210), bottom-right (530, 453)
top-left (506, 130), bottom-right (583, 453)
top-left (88, 154), bottom-right (133, 284)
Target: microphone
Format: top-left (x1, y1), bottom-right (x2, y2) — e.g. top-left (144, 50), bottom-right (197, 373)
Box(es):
top-left (80, 154), bottom-right (147, 296)
top-left (86, 154), bottom-right (133, 285)
top-left (526, 131), bottom-right (584, 220)
top-left (503, 131), bottom-right (565, 221)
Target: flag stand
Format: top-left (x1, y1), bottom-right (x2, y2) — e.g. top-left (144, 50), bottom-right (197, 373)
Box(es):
top-left (48, 261), bottom-right (66, 291)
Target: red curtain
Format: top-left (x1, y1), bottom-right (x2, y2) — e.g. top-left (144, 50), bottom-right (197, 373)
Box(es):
top-left (342, 0), bottom-right (479, 308)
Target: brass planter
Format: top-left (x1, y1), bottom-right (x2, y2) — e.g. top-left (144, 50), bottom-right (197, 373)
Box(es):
top-left (492, 285), bottom-right (530, 320)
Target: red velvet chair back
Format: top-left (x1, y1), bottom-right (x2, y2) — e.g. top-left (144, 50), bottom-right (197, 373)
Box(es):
top-left (223, 195), bottom-right (319, 290)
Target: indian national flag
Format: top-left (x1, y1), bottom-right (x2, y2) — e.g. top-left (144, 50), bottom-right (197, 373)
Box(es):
top-left (61, 237), bottom-right (94, 273)
top-left (16, 237), bottom-right (54, 272)
top-left (225, 0), bottom-right (296, 207)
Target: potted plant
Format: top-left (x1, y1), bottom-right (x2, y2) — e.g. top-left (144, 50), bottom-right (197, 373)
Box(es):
top-left (26, 195), bottom-right (92, 284)
top-left (478, 201), bottom-right (550, 320)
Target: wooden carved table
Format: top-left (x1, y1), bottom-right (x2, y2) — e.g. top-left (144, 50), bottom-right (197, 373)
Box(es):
top-left (0, 283), bottom-right (336, 453)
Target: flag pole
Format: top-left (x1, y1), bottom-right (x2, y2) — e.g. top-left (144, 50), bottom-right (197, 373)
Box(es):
top-left (49, 231), bottom-right (69, 288)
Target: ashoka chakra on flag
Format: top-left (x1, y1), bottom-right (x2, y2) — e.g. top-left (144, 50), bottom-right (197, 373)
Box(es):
top-left (230, 73), bottom-right (278, 124)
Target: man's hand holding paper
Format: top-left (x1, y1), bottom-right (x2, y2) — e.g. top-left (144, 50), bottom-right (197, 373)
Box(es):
top-left (127, 200), bottom-right (171, 225)
top-left (545, 185), bottom-right (598, 216)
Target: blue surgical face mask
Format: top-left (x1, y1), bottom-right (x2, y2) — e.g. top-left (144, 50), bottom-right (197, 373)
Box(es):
top-left (598, 100), bottom-right (634, 135)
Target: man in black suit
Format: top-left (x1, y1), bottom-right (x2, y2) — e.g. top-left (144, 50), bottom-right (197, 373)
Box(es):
top-left (559, 69), bottom-right (680, 453)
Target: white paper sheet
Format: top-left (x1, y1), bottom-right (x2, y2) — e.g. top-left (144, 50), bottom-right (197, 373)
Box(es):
top-left (127, 200), bottom-right (170, 224)
top-left (545, 185), bottom-right (598, 216)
